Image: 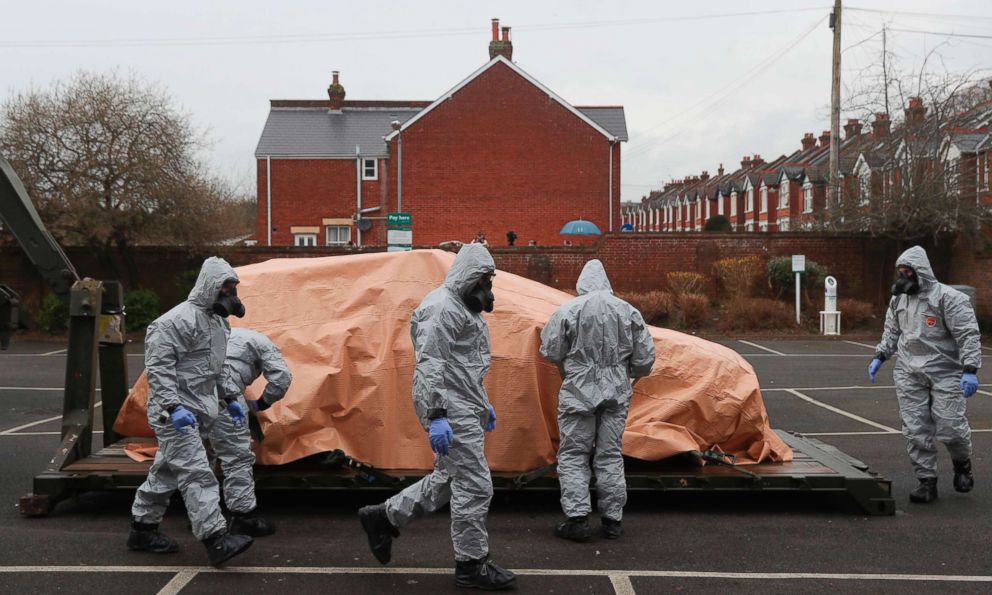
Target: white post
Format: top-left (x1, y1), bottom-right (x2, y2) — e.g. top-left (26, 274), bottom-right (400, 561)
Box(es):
top-left (795, 272), bottom-right (801, 325)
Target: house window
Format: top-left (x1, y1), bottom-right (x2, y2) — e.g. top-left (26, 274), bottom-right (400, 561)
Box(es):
top-left (803, 184), bottom-right (813, 213)
top-left (779, 218), bottom-right (790, 232)
top-left (779, 180), bottom-right (789, 208)
top-left (326, 225), bottom-right (351, 246)
top-left (294, 233), bottom-right (317, 247)
top-left (705, 199), bottom-right (711, 219)
top-left (983, 154), bottom-right (989, 190)
top-left (731, 192), bottom-right (738, 216)
top-left (746, 189), bottom-right (754, 212)
top-left (718, 195), bottom-right (724, 216)
top-left (760, 187), bottom-right (768, 213)
top-left (859, 173), bottom-right (871, 206)
top-left (362, 159), bottom-right (378, 180)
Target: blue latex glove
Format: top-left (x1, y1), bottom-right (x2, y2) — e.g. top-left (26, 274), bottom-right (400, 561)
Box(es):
top-left (484, 404), bottom-right (496, 433)
top-left (170, 406), bottom-right (197, 433)
top-left (227, 400), bottom-right (247, 427)
top-left (429, 418), bottom-right (454, 456)
top-left (868, 358), bottom-right (883, 384)
top-left (961, 373), bottom-right (979, 398)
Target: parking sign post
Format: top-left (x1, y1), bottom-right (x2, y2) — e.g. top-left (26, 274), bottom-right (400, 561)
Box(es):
top-left (792, 255), bottom-right (805, 325)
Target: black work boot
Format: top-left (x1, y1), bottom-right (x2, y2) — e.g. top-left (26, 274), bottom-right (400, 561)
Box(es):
top-left (230, 508), bottom-right (276, 537)
top-left (953, 459), bottom-right (974, 493)
top-left (553, 516), bottom-right (594, 542)
top-left (358, 503), bottom-right (399, 565)
top-left (202, 531), bottom-right (253, 567)
top-left (127, 521), bottom-right (179, 553)
top-left (909, 477), bottom-right (939, 503)
top-left (454, 556), bottom-right (517, 590)
top-left (601, 517), bottom-right (623, 540)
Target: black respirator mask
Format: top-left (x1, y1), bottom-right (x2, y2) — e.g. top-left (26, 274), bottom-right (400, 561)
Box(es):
top-left (891, 270), bottom-right (920, 296)
top-left (212, 286), bottom-right (246, 318)
top-left (464, 276), bottom-right (495, 313)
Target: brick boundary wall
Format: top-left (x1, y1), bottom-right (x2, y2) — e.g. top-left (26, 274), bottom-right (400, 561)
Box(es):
top-left (3, 233), bottom-right (971, 324)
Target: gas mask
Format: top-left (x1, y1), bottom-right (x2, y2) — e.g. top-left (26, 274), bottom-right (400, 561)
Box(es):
top-left (212, 285), bottom-right (246, 318)
top-left (891, 270), bottom-right (919, 296)
top-left (464, 276), bottom-right (495, 313)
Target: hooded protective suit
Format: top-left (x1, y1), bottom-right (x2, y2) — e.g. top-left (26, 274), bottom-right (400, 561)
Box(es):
top-left (540, 259), bottom-right (656, 521)
top-left (874, 246), bottom-right (982, 479)
top-left (211, 328), bottom-right (292, 514)
top-left (131, 257), bottom-right (239, 540)
top-left (384, 244), bottom-right (496, 562)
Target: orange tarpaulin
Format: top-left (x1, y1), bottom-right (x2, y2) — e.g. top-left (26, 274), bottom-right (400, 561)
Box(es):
top-left (114, 249), bottom-right (792, 471)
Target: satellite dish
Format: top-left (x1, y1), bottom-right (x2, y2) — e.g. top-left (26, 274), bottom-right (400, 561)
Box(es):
top-left (357, 218), bottom-right (372, 232)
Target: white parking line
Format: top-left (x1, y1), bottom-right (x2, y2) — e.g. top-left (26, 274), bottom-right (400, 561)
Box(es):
top-left (0, 387), bottom-right (102, 392)
top-left (784, 389), bottom-right (900, 433)
top-left (609, 574), bottom-right (636, 594)
top-left (1, 565), bottom-right (991, 585)
top-left (738, 341), bottom-right (787, 356)
top-left (805, 429), bottom-right (992, 437)
top-left (0, 401), bottom-right (101, 435)
top-left (977, 390), bottom-right (992, 397)
top-left (843, 340), bottom-right (876, 349)
top-left (157, 569), bottom-right (198, 595)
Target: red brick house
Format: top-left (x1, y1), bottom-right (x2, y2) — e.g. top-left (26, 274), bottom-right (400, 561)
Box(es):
top-left (255, 20), bottom-right (627, 248)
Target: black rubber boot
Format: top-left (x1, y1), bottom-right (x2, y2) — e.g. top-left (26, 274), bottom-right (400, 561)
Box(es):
top-left (909, 477), bottom-right (939, 503)
top-left (553, 516), bottom-right (594, 542)
top-left (230, 508), bottom-right (276, 537)
top-left (127, 521), bottom-right (179, 553)
top-left (202, 531), bottom-right (253, 568)
top-left (454, 557), bottom-right (517, 590)
top-left (953, 459), bottom-right (974, 493)
top-left (358, 503), bottom-right (399, 565)
top-left (601, 517), bottom-right (623, 540)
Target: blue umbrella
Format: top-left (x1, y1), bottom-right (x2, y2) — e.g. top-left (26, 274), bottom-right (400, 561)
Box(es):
top-left (559, 219), bottom-right (602, 235)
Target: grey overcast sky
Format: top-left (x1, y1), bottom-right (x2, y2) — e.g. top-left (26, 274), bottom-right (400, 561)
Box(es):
top-left (2, 0), bottom-right (991, 202)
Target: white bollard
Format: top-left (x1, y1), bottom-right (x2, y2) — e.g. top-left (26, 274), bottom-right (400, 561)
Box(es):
top-left (820, 276), bottom-right (841, 335)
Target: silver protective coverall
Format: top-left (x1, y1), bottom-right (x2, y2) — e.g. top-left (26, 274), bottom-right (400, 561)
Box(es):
top-left (131, 257), bottom-right (239, 540)
top-left (875, 246), bottom-right (982, 479)
top-left (384, 244), bottom-right (496, 562)
top-left (540, 260), bottom-right (656, 521)
top-left (212, 327), bottom-right (292, 514)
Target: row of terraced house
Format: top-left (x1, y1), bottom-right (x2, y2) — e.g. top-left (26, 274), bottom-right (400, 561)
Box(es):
top-left (622, 93), bottom-right (992, 233)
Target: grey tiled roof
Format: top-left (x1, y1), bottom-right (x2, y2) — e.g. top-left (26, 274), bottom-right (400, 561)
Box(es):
top-left (255, 104), bottom-right (628, 158)
top-left (949, 133), bottom-right (988, 153)
top-left (576, 107), bottom-right (629, 141)
top-left (255, 107), bottom-right (419, 158)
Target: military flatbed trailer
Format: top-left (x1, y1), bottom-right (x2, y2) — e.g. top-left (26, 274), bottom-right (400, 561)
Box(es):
top-left (20, 430), bottom-right (894, 517)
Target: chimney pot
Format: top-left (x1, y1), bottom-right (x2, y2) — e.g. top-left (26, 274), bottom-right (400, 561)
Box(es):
top-left (502, 26), bottom-right (510, 42)
top-left (488, 19), bottom-right (513, 60)
top-left (905, 96), bottom-right (926, 124)
top-left (843, 118), bottom-right (862, 139)
top-left (492, 18), bottom-right (499, 41)
top-left (801, 133), bottom-right (816, 150)
top-left (872, 112), bottom-right (891, 137)
top-left (819, 130), bottom-right (831, 146)
top-left (718, 163), bottom-right (725, 176)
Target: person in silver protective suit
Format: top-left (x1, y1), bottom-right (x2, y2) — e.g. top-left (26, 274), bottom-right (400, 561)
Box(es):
top-left (212, 327), bottom-right (292, 537)
top-left (540, 259), bottom-right (655, 541)
top-left (128, 257), bottom-right (254, 567)
top-left (869, 246), bottom-right (982, 503)
top-left (358, 244), bottom-right (516, 591)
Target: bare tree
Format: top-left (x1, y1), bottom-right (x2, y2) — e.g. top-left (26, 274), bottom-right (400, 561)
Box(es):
top-left (0, 70), bottom-right (253, 284)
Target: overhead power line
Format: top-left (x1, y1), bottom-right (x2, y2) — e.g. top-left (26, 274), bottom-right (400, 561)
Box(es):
top-left (885, 28), bottom-right (992, 41)
top-left (846, 6), bottom-right (992, 22)
top-left (0, 7), bottom-right (829, 49)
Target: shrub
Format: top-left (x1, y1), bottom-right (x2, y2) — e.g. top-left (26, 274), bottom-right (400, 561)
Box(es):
top-left (175, 268), bottom-right (201, 300)
top-left (38, 294), bottom-right (69, 334)
top-left (839, 298), bottom-right (876, 328)
top-left (767, 256), bottom-right (827, 298)
top-left (704, 215), bottom-right (733, 232)
top-left (677, 293), bottom-right (710, 328)
top-left (618, 291), bottom-right (674, 326)
top-left (124, 289), bottom-right (161, 331)
top-left (667, 272), bottom-right (705, 296)
top-left (721, 298), bottom-right (795, 332)
top-left (714, 256), bottom-right (762, 301)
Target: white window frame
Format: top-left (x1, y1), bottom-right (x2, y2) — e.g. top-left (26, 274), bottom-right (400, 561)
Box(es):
top-left (362, 158), bottom-right (378, 180)
top-left (982, 153), bottom-right (989, 191)
top-left (779, 217), bottom-right (790, 232)
top-left (779, 179), bottom-right (789, 209)
top-left (803, 183), bottom-right (813, 213)
top-left (731, 191), bottom-right (738, 216)
top-left (294, 233), bottom-right (317, 247)
top-left (859, 172), bottom-right (871, 206)
top-left (717, 194), bottom-right (725, 216)
top-left (745, 189), bottom-right (754, 212)
top-left (325, 225), bottom-right (351, 246)
top-left (705, 198), bottom-right (711, 219)
top-left (760, 187), bottom-right (768, 213)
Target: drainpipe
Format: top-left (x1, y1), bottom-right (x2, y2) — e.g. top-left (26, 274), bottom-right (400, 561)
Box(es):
top-left (356, 145), bottom-right (362, 247)
top-left (266, 156), bottom-right (272, 246)
top-left (608, 140), bottom-right (615, 232)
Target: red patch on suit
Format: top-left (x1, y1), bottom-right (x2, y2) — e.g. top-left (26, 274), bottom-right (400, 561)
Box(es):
top-left (926, 316), bottom-right (937, 327)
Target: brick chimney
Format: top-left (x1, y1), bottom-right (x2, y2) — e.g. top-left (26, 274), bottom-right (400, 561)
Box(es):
top-left (872, 112), bottom-right (891, 137)
top-left (327, 71), bottom-right (345, 111)
top-left (488, 18), bottom-right (513, 60)
top-left (819, 130), bottom-right (831, 147)
top-left (844, 118), bottom-right (862, 139)
top-left (905, 96), bottom-right (926, 124)
top-left (741, 155), bottom-right (752, 169)
top-left (700, 170), bottom-right (710, 181)
top-left (801, 133), bottom-right (816, 150)
top-left (717, 163), bottom-right (725, 176)
top-left (752, 154), bottom-right (764, 166)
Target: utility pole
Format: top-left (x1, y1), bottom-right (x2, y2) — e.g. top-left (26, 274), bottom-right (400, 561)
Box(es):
top-left (829, 0), bottom-right (842, 207)
top-left (882, 25), bottom-right (889, 115)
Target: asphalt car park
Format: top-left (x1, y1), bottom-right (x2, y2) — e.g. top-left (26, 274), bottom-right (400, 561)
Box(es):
top-left (1, 338), bottom-right (991, 594)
